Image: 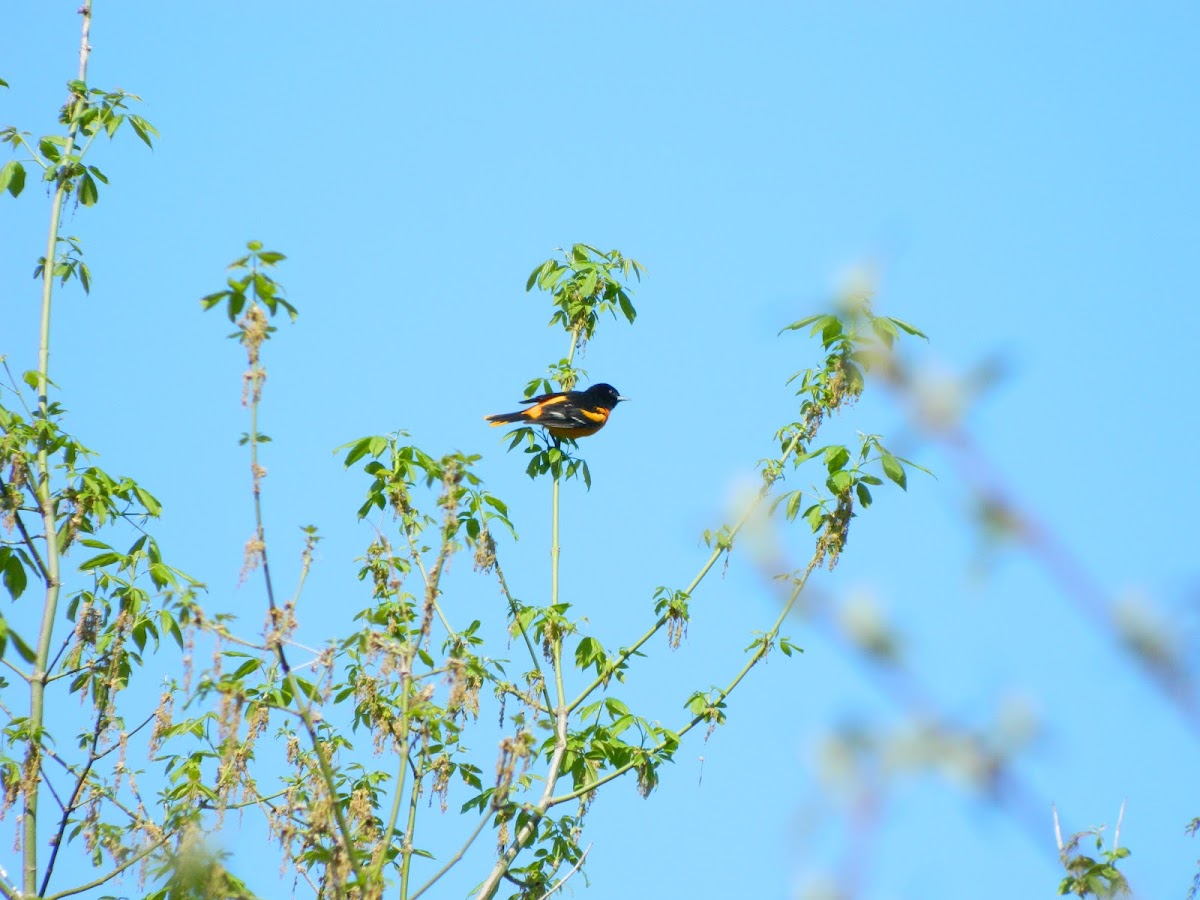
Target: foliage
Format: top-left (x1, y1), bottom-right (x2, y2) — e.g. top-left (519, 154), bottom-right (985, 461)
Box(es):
top-left (1187, 818), bottom-right (1200, 900)
top-left (505, 244), bottom-right (644, 489)
top-left (0, 10), bottom-right (930, 900)
top-left (1057, 822), bottom-right (1131, 898)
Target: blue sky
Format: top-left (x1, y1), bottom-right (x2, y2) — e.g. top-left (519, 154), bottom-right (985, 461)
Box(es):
top-left (3, 3), bottom-right (1199, 898)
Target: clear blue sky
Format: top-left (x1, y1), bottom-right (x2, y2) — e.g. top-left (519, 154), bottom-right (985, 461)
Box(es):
top-left (4, 3), bottom-right (1199, 898)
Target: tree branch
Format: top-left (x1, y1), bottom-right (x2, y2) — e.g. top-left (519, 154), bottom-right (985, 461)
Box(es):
top-left (24, 5), bottom-right (93, 892)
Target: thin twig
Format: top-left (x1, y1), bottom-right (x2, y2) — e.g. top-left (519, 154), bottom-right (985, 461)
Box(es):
top-left (41, 833), bottom-right (170, 900)
top-left (9, 504), bottom-right (51, 585)
top-left (553, 554), bottom-right (821, 806)
top-left (0, 657), bottom-right (30, 683)
top-left (885, 362), bottom-right (1200, 734)
top-left (409, 812), bottom-right (491, 900)
top-left (398, 734), bottom-right (426, 899)
top-left (542, 843), bottom-right (592, 898)
top-left (568, 432), bottom-right (803, 715)
top-left (494, 558), bottom-right (553, 714)
top-left (42, 706), bottom-right (157, 892)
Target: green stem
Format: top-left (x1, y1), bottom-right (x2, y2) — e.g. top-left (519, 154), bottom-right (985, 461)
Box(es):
top-left (391, 682), bottom-right (413, 896)
top-left (398, 744), bottom-right (424, 899)
top-left (39, 710), bottom-right (155, 896)
top-left (568, 432), bottom-right (803, 714)
top-left (41, 833), bottom-right (171, 900)
top-left (475, 705), bottom-right (570, 900)
top-left (494, 559), bottom-right (554, 714)
top-left (8, 500), bottom-right (51, 585)
top-left (281, 670), bottom-right (362, 890)
top-left (552, 554), bottom-right (820, 806)
top-left (475, 325), bottom-right (584, 900)
top-left (249, 377), bottom-right (278, 612)
top-left (409, 812), bottom-right (491, 900)
top-left (25, 6), bottom-right (92, 895)
top-left (413, 530), bottom-right (455, 639)
top-left (241, 300), bottom-right (361, 891)
top-left (550, 451), bottom-right (561, 609)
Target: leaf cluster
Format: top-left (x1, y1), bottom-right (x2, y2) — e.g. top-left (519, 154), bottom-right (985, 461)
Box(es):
top-left (200, 241), bottom-right (296, 324)
top-left (526, 243), bottom-right (643, 356)
top-left (1058, 831), bottom-right (1131, 897)
top-left (768, 293), bottom-right (931, 569)
top-left (1, 80), bottom-right (156, 205)
top-left (4, 81), bottom-right (937, 897)
top-left (0, 367), bottom-right (205, 895)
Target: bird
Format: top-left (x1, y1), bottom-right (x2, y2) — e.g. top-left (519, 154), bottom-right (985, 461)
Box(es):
top-left (484, 383), bottom-right (628, 440)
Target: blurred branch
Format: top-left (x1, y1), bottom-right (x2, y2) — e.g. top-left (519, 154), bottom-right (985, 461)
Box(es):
top-left (880, 355), bottom-right (1200, 735)
top-left (757, 553), bottom-right (1054, 863)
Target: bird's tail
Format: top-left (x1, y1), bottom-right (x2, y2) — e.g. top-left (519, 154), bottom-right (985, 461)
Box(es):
top-left (484, 411), bottom-right (525, 426)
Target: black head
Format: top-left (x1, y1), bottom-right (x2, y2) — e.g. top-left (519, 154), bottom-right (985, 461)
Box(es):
top-left (584, 383), bottom-right (627, 409)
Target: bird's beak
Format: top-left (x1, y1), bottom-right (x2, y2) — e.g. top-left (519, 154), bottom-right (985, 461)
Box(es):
top-left (617, 396), bottom-right (630, 403)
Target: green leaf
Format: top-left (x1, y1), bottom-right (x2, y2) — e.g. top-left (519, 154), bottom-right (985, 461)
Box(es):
top-left (617, 291), bottom-right (637, 323)
top-left (805, 314), bottom-right (837, 339)
top-left (820, 318), bottom-right (844, 347)
top-left (574, 637), bottom-right (599, 670)
top-left (823, 445), bottom-right (850, 474)
top-left (880, 452), bottom-right (907, 490)
top-left (9, 629), bottom-right (36, 664)
top-left (0, 160), bottom-right (25, 198)
top-left (252, 271), bottom-right (275, 300)
top-left (778, 637), bottom-right (803, 657)
top-left (39, 136), bottom-right (63, 163)
top-left (78, 172), bottom-right (99, 206)
top-left (855, 482), bottom-right (872, 508)
top-left (342, 437), bottom-right (374, 468)
top-left (199, 290), bottom-right (228, 311)
top-left (231, 659), bottom-right (260, 680)
top-left (3, 553), bottom-right (28, 600)
top-left (828, 470), bottom-right (852, 493)
top-left (127, 115), bottom-right (158, 149)
top-left (844, 360), bottom-right (865, 395)
top-left (80, 551), bottom-right (123, 570)
top-left (482, 494), bottom-right (507, 515)
top-left (895, 454), bottom-right (934, 478)
top-left (778, 313), bottom-right (824, 335)
top-left (538, 262), bottom-right (564, 291)
top-left (133, 486), bottom-right (163, 516)
top-left (871, 316), bottom-right (899, 348)
top-left (885, 317), bottom-right (928, 340)
top-left (803, 504), bottom-right (823, 533)
top-left (148, 563), bottom-right (174, 590)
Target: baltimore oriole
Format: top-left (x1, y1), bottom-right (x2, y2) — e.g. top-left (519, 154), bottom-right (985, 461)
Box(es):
top-left (484, 383), bottom-right (628, 440)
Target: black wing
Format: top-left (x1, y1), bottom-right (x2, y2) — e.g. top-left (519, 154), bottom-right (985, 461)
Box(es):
top-left (520, 389), bottom-right (576, 405)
